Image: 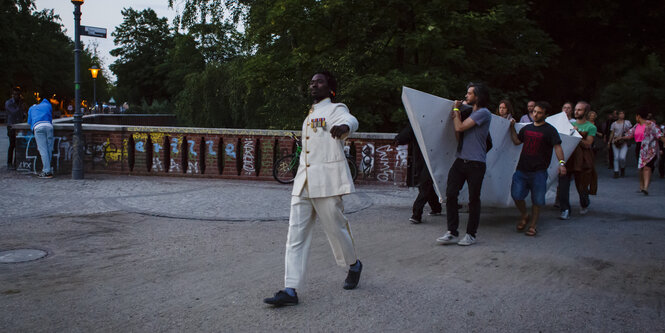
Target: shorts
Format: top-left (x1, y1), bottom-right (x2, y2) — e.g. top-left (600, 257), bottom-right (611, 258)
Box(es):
top-left (511, 169), bottom-right (547, 206)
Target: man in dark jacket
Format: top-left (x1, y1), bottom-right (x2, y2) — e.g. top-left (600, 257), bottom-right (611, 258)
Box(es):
top-left (395, 124), bottom-right (442, 224)
top-left (4, 86), bottom-right (26, 169)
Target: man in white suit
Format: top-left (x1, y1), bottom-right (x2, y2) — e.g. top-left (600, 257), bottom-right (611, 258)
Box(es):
top-left (264, 71), bottom-right (362, 307)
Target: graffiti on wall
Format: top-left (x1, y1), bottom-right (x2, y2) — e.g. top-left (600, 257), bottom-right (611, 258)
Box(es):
top-left (170, 136), bottom-right (182, 173)
top-left (225, 143), bottom-right (236, 158)
top-left (242, 138), bottom-right (255, 175)
top-left (16, 132), bottom-right (72, 174)
top-left (375, 145), bottom-right (394, 182)
top-left (361, 143), bottom-right (375, 177)
top-left (186, 139), bottom-right (199, 174)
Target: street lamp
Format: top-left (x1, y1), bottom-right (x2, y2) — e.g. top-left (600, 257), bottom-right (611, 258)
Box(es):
top-left (89, 65), bottom-right (99, 113)
top-left (72, 0), bottom-right (84, 179)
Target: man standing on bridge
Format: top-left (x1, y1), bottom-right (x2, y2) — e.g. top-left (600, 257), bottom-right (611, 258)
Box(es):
top-left (264, 71), bottom-right (362, 307)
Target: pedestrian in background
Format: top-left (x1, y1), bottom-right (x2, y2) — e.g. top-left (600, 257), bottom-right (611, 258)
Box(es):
top-left (4, 86), bottom-right (26, 170)
top-left (519, 100), bottom-right (535, 123)
top-left (395, 124), bottom-right (442, 224)
top-left (496, 99), bottom-right (514, 120)
top-left (27, 93), bottom-right (54, 178)
top-left (608, 110), bottom-right (631, 178)
top-left (617, 107), bottom-right (665, 195)
top-left (559, 101), bottom-right (596, 219)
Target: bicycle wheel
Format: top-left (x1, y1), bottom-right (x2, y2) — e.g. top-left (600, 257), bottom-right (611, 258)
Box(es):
top-left (273, 154), bottom-right (299, 184)
top-left (347, 158), bottom-right (358, 181)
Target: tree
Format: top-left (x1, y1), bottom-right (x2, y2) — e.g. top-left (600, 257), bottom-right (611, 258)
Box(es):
top-left (1, 0), bottom-right (107, 108)
top-left (110, 8), bottom-right (174, 106)
top-left (170, 0), bottom-right (557, 131)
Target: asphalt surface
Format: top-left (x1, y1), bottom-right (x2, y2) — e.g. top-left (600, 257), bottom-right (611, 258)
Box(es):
top-left (1, 125), bottom-right (665, 332)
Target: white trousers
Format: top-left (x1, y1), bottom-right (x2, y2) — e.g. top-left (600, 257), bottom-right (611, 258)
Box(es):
top-left (612, 143), bottom-right (628, 171)
top-left (284, 195), bottom-right (357, 290)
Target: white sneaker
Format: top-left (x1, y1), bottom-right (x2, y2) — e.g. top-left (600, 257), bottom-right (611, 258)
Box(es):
top-left (457, 234), bottom-right (476, 246)
top-left (436, 231), bottom-right (458, 245)
top-left (580, 207), bottom-right (589, 215)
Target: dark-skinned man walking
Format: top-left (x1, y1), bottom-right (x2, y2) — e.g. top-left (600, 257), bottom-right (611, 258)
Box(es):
top-left (264, 71), bottom-right (362, 307)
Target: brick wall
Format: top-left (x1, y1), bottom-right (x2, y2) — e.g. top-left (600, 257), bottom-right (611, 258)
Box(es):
top-left (12, 124), bottom-right (412, 186)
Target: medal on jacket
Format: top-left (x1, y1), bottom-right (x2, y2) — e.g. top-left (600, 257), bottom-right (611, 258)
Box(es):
top-left (310, 118), bottom-right (326, 132)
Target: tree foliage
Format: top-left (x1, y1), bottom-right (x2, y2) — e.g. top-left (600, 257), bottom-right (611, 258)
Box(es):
top-left (0, 0), bottom-right (109, 106)
top-left (166, 0), bottom-right (557, 131)
top-left (110, 8), bottom-right (174, 107)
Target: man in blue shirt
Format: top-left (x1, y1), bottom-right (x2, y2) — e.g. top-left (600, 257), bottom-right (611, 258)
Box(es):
top-left (27, 95), bottom-right (54, 178)
top-left (437, 83), bottom-right (492, 246)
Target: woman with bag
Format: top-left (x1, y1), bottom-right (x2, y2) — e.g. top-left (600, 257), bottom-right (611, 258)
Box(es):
top-left (608, 110), bottom-right (632, 178)
top-left (617, 107), bottom-right (665, 195)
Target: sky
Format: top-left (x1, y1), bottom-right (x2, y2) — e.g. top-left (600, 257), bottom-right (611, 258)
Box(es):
top-left (34, 0), bottom-right (181, 79)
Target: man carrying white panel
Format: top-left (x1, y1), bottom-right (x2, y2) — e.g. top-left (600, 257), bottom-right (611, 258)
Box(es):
top-left (436, 83), bottom-right (492, 246)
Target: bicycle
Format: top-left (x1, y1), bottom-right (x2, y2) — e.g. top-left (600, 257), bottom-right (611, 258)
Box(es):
top-left (273, 132), bottom-right (358, 184)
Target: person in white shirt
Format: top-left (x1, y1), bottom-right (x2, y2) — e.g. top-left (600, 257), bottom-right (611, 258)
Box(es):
top-left (264, 71), bottom-right (362, 307)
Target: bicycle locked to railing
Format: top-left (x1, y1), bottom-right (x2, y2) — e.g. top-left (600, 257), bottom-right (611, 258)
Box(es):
top-left (272, 132), bottom-right (358, 184)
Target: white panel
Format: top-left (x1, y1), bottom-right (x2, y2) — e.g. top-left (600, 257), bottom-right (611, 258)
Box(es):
top-left (402, 87), bottom-right (582, 208)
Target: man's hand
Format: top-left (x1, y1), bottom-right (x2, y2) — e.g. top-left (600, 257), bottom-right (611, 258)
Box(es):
top-left (559, 165), bottom-right (567, 176)
top-left (330, 124), bottom-right (350, 139)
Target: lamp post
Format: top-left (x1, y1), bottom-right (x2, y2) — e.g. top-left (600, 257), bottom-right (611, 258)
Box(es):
top-left (72, 0), bottom-right (84, 179)
top-left (89, 65), bottom-right (99, 113)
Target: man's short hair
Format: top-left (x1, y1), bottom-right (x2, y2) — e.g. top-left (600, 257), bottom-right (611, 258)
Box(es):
top-left (535, 101), bottom-right (552, 115)
top-left (12, 86), bottom-right (21, 93)
top-left (467, 82), bottom-right (489, 108)
top-left (314, 70), bottom-right (338, 99)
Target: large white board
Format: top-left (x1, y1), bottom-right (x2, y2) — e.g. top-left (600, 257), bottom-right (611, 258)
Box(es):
top-left (401, 86), bottom-right (582, 207)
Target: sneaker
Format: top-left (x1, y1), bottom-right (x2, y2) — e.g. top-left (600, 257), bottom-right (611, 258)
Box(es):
top-left (436, 231), bottom-right (458, 245)
top-left (428, 211), bottom-right (442, 216)
top-left (457, 234), bottom-right (476, 246)
top-left (580, 207), bottom-right (589, 215)
top-left (343, 260), bottom-right (362, 290)
top-left (264, 290), bottom-right (298, 306)
top-left (38, 172), bottom-right (53, 179)
top-left (559, 209), bottom-right (570, 220)
top-left (409, 217), bottom-right (422, 224)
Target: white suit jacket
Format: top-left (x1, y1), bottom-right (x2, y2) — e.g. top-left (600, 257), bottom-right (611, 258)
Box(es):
top-left (292, 98), bottom-right (359, 198)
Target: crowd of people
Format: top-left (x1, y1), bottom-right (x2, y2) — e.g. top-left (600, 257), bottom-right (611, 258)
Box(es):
top-left (405, 86), bottom-right (665, 246)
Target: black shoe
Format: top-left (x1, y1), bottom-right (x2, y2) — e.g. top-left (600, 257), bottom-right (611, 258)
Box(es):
top-left (613, 172), bottom-right (619, 178)
top-left (264, 290), bottom-right (298, 306)
top-left (343, 260), bottom-right (362, 290)
top-left (38, 172), bottom-right (53, 179)
top-left (409, 217), bottom-right (422, 224)
top-left (428, 211), bottom-right (442, 216)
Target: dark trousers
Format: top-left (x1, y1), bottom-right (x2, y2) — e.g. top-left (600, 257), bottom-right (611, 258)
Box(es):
top-left (7, 126), bottom-right (16, 167)
top-left (446, 158), bottom-right (486, 237)
top-left (412, 172), bottom-right (441, 219)
top-left (558, 172), bottom-right (589, 212)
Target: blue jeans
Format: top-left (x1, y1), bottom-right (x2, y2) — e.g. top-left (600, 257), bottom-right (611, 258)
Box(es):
top-left (34, 125), bottom-right (54, 173)
top-left (511, 170), bottom-right (547, 206)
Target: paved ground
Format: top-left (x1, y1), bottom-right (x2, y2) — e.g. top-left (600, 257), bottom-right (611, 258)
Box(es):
top-left (1, 125), bottom-right (665, 332)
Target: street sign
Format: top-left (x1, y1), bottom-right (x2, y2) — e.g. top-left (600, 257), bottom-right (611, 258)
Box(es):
top-left (80, 25), bottom-right (107, 38)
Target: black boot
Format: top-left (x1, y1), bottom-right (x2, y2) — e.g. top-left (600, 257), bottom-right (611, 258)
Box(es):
top-left (620, 168), bottom-right (625, 177)
top-left (613, 172), bottom-right (619, 178)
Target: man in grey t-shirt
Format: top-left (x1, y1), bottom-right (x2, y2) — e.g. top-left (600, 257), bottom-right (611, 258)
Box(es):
top-left (436, 83), bottom-right (492, 246)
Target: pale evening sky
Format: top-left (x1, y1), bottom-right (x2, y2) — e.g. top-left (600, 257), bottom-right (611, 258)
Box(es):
top-left (34, 0), bottom-right (182, 78)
